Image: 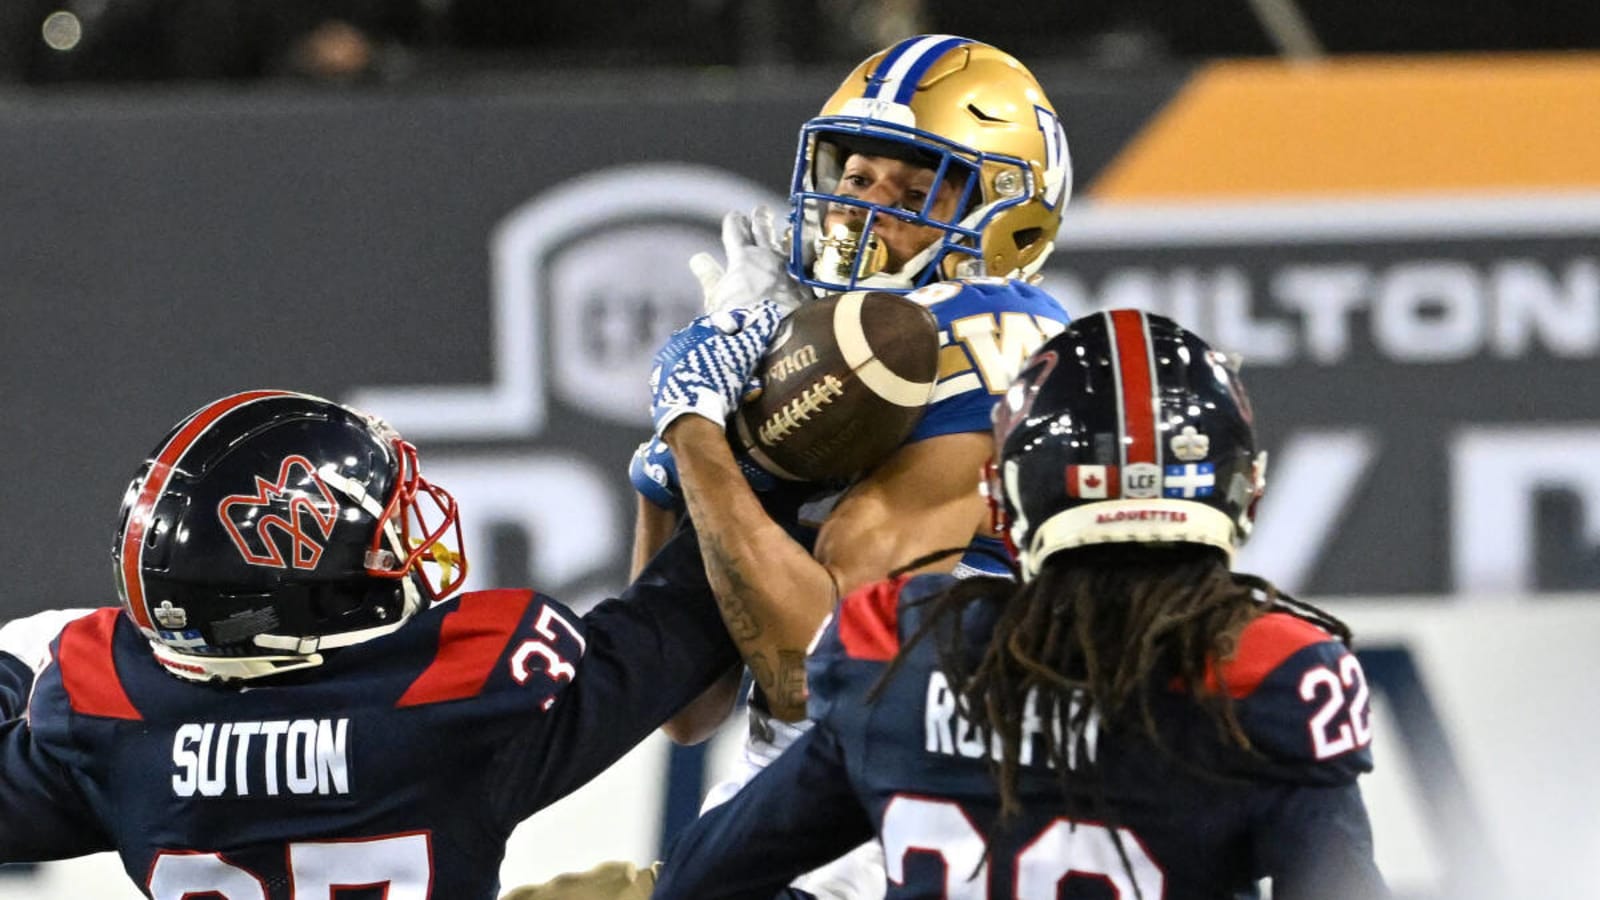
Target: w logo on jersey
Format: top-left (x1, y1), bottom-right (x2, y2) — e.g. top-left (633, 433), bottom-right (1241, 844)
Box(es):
top-left (218, 455), bottom-right (340, 570)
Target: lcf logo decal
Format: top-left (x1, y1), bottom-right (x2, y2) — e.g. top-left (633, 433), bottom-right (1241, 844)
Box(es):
top-left (218, 455), bottom-right (340, 570)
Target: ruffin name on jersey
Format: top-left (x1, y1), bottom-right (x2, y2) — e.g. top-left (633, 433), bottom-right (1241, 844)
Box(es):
top-left (171, 718), bottom-right (350, 799)
top-left (924, 671), bottom-right (1100, 769)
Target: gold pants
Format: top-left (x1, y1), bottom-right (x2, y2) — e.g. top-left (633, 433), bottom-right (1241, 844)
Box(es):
top-left (500, 860), bottom-right (660, 900)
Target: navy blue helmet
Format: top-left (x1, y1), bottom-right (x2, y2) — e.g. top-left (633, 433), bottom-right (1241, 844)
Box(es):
top-left (112, 390), bottom-right (466, 681)
top-left (985, 310), bottom-right (1266, 577)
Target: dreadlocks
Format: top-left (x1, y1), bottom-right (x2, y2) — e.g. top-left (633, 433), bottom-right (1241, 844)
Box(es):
top-left (881, 543), bottom-right (1352, 823)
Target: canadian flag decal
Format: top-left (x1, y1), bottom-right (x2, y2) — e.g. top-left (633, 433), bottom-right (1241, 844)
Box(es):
top-left (1067, 465), bottom-right (1120, 500)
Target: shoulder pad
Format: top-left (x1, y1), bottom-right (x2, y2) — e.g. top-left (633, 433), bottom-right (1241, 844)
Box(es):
top-left (397, 590), bottom-right (587, 710)
top-left (831, 576), bottom-right (908, 664)
top-left (906, 279), bottom-right (1070, 442)
top-left (805, 574), bottom-right (955, 722)
top-left (1222, 613), bottom-right (1375, 778)
top-left (906, 277), bottom-right (1063, 313)
top-left (1213, 612), bottom-right (1334, 699)
top-left (53, 608), bottom-right (141, 721)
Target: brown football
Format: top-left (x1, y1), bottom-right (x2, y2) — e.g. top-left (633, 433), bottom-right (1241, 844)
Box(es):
top-left (732, 291), bottom-right (939, 482)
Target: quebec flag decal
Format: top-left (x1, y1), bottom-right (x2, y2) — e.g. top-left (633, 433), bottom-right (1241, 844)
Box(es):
top-left (1163, 463), bottom-right (1216, 498)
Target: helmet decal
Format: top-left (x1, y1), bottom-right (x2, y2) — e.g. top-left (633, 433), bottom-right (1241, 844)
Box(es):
top-left (864, 35), bottom-right (969, 105)
top-left (996, 312), bottom-right (1262, 576)
top-left (217, 455), bottom-right (340, 571)
top-left (112, 390), bottom-right (465, 682)
top-left (1033, 106), bottom-right (1070, 211)
top-left (118, 389), bottom-right (294, 631)
top-left (1066, 465), bottom-right (1118, 500)
top-left (1170, 425), bottom-right (1211, 462)
top-left (1107, 309), bottom-right (1163, 498)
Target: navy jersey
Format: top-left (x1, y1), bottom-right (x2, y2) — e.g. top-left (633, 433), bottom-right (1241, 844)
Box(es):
top-left (0, 523), bottom-right (737, 899)
top-left (655, 574), bottom-right (1387, 900)
top-left (0, 653), bottom-right (30, 721)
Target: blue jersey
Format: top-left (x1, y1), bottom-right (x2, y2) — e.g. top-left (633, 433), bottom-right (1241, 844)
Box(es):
top-left (655, 574), bottom-right (1388, 900)
top-left (0, 523), bottom-right (737, 899)
top-left (906, 277), bottom-right (1070, 444)
top-left (906, 278), bottom-right (1068, 577)
top-left (760, 278), bottom-right (1067, 575)
top-left (635, 279), bottom-right (1066, 577)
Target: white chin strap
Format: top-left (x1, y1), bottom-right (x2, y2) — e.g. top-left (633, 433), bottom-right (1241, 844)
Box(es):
top-left (1017, 500), bottom-right (1239, 579)
top-left (151, 641), bottom-right (327, 683)
top-left (1019, 241), bottom-right (1054, 280)
top-left (150, 581), bottom-right (420, 683)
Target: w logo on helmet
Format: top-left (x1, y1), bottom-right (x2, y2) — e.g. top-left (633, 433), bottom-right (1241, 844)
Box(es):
top-left (218, 455), bottom-right (341, 570)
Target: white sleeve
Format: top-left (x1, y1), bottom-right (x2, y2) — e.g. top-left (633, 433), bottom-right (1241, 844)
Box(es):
top-left (0, 608), bottom-right (98, 673)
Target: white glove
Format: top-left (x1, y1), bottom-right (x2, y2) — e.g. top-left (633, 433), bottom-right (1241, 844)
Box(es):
top-left (689, 206), bottom-right (809, 317)
top-left (648, 301), bottom-right (785, 436)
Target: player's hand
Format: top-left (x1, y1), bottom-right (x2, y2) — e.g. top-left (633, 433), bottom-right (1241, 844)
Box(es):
top-left (499, 860), bottom-right (659, 900)
top-left (648, 301), bottom-right (783, 436)
top-left (630, 435), bottom-right (778, 509)
top-left (689, 206), bottom-right (809, 317)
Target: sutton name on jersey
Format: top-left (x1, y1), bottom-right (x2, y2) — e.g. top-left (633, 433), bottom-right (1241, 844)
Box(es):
top-left (172, 717), bottom-right (350, 798)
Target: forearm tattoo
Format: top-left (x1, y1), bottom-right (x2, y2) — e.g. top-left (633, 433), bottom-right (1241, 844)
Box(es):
top-left (701, 529), bottom-right (763, 643)
top-left (775, 650), bottom-right (807, 713)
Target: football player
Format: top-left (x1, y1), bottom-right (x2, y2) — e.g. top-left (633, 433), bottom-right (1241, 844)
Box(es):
top-left (602, 35), bottom-right (1076, 900)
top-left (651, 311), bottom-right (1390, 899)
top-left (0, 609), bottom-right (94, 719)
top-left (0, 389), bottom-right (740, 899)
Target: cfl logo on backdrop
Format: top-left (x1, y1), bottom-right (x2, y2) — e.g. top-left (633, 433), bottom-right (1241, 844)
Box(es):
top-left (343, 166), bottom-right (783, 603)
top-left (350, 164), bottom-right (783, 438)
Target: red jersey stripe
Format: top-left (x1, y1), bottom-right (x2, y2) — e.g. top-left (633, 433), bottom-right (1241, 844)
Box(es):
top-left (397, 590), bottom-right (535, 707)
top-left (1108, 309), bottom-right (1158, 467)
top-left (836, 577), bottom-right (907, 662)
top-left (120, 390), bottom-right (294, 630)
top-left (1209, 612), bottom-right (1333, 699)
top-left (58, 609), bottom-right (141, 720)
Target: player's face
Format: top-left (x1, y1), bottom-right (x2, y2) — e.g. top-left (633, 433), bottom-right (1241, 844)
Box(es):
top-left (824, 153), bottom-right (963, 273)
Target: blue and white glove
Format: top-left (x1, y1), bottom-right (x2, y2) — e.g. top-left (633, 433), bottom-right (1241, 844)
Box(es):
top-left (629, 436), bottom-right (683, 510)
top-left (629, 435), bottom-right (778, 510)
top-left (689, 206), bottom-right (810, 317)
top-left (649, 301), bottom-right (784, 436)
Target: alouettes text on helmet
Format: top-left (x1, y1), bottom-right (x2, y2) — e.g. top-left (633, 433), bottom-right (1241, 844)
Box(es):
top-left (985, 310), bottom-right (1267, 577)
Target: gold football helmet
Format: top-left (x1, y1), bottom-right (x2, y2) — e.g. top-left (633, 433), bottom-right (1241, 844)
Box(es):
top-left (788, 35), bottom-right (1072, 293)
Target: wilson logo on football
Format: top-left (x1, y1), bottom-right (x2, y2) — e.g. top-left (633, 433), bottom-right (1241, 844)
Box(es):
top-left (218, 455), bottom-right (341, 570)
